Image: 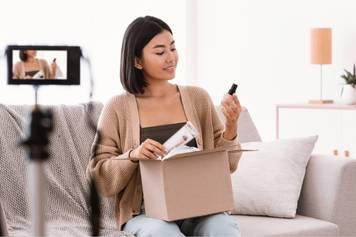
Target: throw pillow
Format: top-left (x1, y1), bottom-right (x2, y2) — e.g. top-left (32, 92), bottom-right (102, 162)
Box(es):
top-left (231, 136), bottom-right (318, 218)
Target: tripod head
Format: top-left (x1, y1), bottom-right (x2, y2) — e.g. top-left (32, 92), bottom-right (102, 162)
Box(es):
top-left (21, 106), bottom-right (53, 161)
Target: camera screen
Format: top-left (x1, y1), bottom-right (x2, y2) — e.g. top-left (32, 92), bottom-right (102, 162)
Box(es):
top-left (6, 45), bottom-right (81, 85)
top-left (12, 50), bottom-right (67, 80)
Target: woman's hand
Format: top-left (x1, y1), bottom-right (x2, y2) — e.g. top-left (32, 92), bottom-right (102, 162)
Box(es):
top-left (220, 94), bottom-right (242, 140)
top-left (129, 139), bottom-right (167, 162)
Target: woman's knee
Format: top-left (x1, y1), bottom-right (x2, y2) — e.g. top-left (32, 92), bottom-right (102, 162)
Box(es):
top-left (143, 221), bottom-right (183, 237)
top-left (194, 213), bottom-right (241, 237)
top-left (123, 215), bottom-right (184, 237)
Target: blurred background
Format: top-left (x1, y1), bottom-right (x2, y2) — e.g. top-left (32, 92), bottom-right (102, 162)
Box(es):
top-left (1, 0), bottom-right (356, 142)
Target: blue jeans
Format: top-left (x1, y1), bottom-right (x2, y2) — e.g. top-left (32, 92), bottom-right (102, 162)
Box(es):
top-left (123, 212), bottom-right (241, 237)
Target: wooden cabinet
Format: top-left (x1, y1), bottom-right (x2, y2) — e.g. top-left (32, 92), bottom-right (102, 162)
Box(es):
top-left (276, 103), bottom-right (356, 157)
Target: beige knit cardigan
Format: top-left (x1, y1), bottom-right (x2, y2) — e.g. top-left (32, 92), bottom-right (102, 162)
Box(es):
top-left (86, 85), bottom-right (242, 230)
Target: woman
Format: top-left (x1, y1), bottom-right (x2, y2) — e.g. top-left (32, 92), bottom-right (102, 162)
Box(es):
top-left (12, 50), bottom-right (57, 79)
top-left (86, 16), bottom-right (242, 237)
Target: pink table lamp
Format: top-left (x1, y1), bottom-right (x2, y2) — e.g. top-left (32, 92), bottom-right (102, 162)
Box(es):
top-left (310, 28), bottom-right (333, 104)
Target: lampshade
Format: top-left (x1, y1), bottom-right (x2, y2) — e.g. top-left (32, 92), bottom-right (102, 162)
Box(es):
top-left (311, 28), bottom-right (332, 64)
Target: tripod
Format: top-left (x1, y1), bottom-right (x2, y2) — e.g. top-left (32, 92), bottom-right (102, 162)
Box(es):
top-left (18, 55), bottom-right (100, 236)
top-left (22, 86), bottom-right (53, 236)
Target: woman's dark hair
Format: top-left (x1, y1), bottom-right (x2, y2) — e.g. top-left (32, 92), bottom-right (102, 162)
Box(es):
top-left (120, 16), bottom-right (173, 94)
top-left (19, 50), bottom-right (28, 61)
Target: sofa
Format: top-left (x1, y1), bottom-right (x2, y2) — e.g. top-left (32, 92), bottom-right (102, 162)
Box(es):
top-left (0, 102), bottom-right (355, 236)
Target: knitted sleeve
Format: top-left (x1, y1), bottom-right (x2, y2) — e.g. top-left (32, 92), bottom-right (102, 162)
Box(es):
top-left (86, 97), bottom-right (138, 197)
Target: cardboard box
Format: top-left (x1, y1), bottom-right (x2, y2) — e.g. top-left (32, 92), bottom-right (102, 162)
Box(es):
top-left (139, 147), bottom-right (237, 221)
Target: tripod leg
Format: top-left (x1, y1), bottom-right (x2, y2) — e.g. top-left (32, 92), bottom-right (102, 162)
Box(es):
top-left (28, 161), bottom-right (46, 236)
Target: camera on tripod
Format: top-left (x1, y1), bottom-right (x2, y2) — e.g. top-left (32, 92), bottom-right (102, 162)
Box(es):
top-left (5, 45), bottom-right (82, 158)
top-left (4, 45), bottom-right (88, 236)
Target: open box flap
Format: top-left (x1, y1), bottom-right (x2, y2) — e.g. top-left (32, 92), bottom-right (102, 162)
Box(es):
top-left (112, 144), bottom-right (257, 161)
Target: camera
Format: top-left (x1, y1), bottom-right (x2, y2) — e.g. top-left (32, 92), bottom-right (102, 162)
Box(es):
top-left (6, 45), bottom-right (81, 85)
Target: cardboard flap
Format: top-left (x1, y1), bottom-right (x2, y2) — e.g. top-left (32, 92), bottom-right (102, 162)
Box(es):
top-left (157, 145), bottom-right (257, 161)
top-left (111, 145), bottom-right (257, 161)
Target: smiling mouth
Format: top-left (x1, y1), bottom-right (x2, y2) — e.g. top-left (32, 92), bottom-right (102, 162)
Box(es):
top-left (164, 65), bottom-right (176, 71)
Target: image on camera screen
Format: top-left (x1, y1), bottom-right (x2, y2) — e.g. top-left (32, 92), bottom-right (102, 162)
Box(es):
top-left (11, 50), bottom-right (67, 80)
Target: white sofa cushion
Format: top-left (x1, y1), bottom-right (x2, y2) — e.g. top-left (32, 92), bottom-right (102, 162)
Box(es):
top-left (231, 136), bottom-right (318, 218)
top-left (233, 214), bottom-right (338, 237)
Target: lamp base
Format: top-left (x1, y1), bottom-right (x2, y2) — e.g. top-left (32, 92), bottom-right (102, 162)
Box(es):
top-left (308, 99), bottom-right (334, 104)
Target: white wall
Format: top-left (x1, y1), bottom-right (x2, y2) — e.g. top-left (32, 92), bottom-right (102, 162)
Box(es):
top-left (2, 0), bottom-right (356, 141)
top-left (192, 0), bottom-right (356, 141)
top-left (0, 0), bottom-right (187, 104)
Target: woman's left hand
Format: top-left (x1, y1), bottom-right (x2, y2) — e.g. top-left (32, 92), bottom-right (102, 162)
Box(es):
top-left (220, 94), bottom-right (242, 140)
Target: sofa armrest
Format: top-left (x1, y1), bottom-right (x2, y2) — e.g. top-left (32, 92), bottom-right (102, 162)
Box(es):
top-left (297, 154), bottom-right (356, 236)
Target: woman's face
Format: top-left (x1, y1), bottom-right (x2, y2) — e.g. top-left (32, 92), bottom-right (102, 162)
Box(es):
top-left (136, 30), bottom-right (178, 82)
top-left (26, 50), bottom-right (37, 58)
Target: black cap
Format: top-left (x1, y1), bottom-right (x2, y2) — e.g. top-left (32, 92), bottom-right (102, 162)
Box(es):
top-left (228, 83), bottom-right (238, 95)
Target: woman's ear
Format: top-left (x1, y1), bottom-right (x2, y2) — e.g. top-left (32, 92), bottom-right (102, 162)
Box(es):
top-left (134, 57), bottom-right (143, 70)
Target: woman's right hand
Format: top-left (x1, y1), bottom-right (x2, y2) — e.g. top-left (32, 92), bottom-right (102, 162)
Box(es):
top-left (129, 139), bottom-right (167, 162)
